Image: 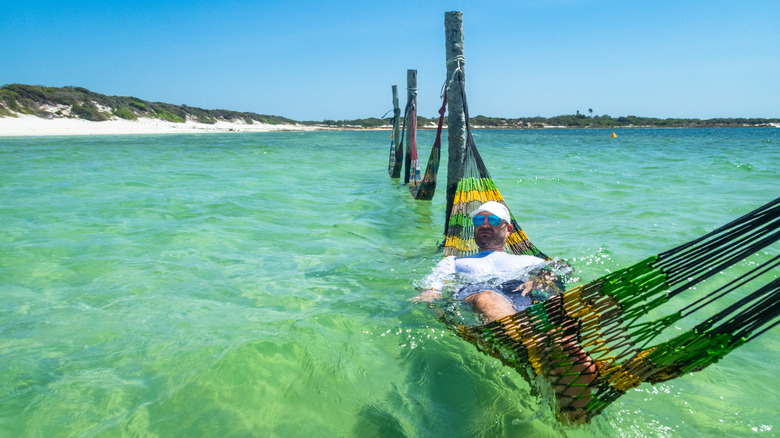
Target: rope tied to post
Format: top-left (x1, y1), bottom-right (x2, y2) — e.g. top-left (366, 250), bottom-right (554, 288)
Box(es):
top-left (442, 55), bottom-right (466, 97)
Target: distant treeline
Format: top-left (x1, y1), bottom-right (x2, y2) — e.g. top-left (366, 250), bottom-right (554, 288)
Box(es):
top-left (301, 111), bottom-right (780, 129)
top-left (466, 113), bottom-right (780, 129)
top-left (2, 84), bottom-right (778, 129)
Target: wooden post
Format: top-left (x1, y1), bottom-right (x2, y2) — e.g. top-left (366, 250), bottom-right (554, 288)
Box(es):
top-left (389, 84), bottom-right (402, 178)
top-left (404, 69), bottom-right (417, 184)
top-left (445, 11), bottom-right (466, 232)
top-left (392, 85), bottom-right (401, 169)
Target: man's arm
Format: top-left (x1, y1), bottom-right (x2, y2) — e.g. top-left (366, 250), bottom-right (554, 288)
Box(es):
top-left (410, 289), bottom-right (442, 303)
top-left (410, 256), bottom-right (456, 303)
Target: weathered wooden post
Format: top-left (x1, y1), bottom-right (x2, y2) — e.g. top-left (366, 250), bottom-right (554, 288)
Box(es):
top-left (392, 85), bottom-right (401, 174)
top-left (404, 69), bottom-right (417, 184)
top-left (444, 11), bottom-right (466, 232)
top-left (389, 84), bottom-right (402, 178)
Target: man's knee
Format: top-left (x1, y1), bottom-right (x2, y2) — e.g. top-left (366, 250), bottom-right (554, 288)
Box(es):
top-left (464, 289), bottom-right (501, 304)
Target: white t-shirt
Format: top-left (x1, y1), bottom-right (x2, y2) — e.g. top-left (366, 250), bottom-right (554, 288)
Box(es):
top-left (425, 250), bottom-right (545, 291)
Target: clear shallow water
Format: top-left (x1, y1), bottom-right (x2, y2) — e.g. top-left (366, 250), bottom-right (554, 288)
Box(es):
top-left (0, 128), bottom-right (778, 437)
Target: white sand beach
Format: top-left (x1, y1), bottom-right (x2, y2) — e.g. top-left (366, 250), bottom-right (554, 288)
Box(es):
top-left (0, 114), bottom-right (322, 137)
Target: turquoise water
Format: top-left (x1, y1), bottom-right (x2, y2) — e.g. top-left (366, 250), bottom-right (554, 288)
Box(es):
top-left (1, 128), bottom-right (778, 437)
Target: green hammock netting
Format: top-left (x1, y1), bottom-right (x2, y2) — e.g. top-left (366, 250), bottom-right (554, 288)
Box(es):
top-left (437, 70), bottom-right (780, 424)
top-left (409, 95), bottom-right (447, 200)
top-left (448, 197), bottom-right (779, 423)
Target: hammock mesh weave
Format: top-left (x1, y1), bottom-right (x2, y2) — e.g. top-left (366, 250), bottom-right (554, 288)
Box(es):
top-left (450, 197), bottom-right (780, 423)
top-left (438, 70), bottom-right (780, 423)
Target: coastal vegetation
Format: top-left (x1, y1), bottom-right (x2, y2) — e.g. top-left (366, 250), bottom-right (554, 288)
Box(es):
top-left (0, 84), bottom-right (297, 126)
top-left (1, 83), bottom-right (778, 129)
top-left (311, 113), bottom-right (779, 129)
top-left (465, 113), bottom-right (780, 129)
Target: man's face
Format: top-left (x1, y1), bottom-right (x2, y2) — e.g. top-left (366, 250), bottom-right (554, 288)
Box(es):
top-left (473, 212), bottom-right (512, 251)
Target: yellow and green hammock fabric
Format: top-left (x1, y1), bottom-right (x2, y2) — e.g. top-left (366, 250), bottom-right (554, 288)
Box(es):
top-left (442, 144), bottom-right (547, 258)
top-left (445, 188), bottom-right (780, 423)
top-left (439, 70), bottom-right (780, 424)
top-left (451, 197), bottom-right (780, 423)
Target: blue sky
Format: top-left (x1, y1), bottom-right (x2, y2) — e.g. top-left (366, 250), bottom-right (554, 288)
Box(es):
top-left (2, 0), bottom-right (779, 120)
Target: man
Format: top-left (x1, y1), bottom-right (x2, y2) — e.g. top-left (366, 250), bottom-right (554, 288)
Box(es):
top-left (414, 200), bottom-right (596, 417)
top-left (413, 201), bottom-right (548, 322)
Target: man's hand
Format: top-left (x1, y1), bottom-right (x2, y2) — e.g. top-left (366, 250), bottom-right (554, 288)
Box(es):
top-left (511, 281), bottom-right (534, 296)
top-left (410, 290), bottom-right (442, 303)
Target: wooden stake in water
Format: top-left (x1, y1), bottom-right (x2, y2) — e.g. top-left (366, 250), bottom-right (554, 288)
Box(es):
top-left (392, 85), bottom-right (401, 176)
top-left (389, 84), bottom-right (402, 178)
top-left (404, 69), bottom-right (417, 184)
top-left (445, 11), bottom-right (466, 232)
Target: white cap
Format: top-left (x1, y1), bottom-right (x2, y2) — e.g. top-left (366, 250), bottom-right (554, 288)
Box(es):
top-left (469, 201), bottom-right (511, 223)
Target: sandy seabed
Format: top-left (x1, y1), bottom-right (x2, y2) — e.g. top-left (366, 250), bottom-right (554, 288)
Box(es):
top-left (0, 114), bottom-right (323, 137)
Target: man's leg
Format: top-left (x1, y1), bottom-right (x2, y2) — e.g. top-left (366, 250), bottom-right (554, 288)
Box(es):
top-left (546, 339), bottom-right (597, 411)
top-left (464, 290), bottom-right (515, 323)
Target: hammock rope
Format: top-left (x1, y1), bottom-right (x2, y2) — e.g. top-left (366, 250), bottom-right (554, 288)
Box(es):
top-left (444, 55), bottom-right (466, 94)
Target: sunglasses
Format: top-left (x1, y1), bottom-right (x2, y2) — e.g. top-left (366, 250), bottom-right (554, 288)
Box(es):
top-left (472, 215), bottom-right (504, 227)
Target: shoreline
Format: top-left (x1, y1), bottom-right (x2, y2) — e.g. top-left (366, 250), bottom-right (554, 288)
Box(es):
top-left (0, 114), bottom-right (329, 137)
top-left (2, 114), bottom-right (778, 137)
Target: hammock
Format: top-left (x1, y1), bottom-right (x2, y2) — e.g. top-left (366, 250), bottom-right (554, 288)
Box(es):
top-left (409, 95), bottom-right (447, 200)
top-left (436, 69), bottom-right (780, 423)
top-left (443, 71), bottom-right (547, 259)
top-left (389, 100), bottom-right (414, 183)
top-left (448, 197), bottom-right (780, 423)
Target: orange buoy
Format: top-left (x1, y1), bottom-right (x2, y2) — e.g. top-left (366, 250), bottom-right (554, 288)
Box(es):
top-left (610, 132), bottom-right (617, 138)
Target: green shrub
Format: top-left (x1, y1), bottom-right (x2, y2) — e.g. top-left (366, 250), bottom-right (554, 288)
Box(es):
top-left (155, 109), bottom-right (185, 123)
top-left (113, 107), bottom-right (137, 120)
top-left (129, 99), bottom-right (147, 111)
